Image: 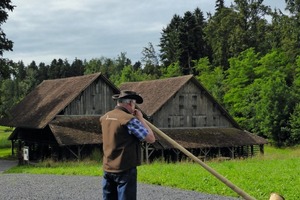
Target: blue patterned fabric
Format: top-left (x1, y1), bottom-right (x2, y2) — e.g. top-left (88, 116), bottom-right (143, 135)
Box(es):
top-left (127, 118), bottom-right (148, 141)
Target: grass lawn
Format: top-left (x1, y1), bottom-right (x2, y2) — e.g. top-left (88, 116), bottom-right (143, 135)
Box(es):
top-left (3, 145), bottom-right (299, 200)
top-left (0, 126), bottom-right (15, 160)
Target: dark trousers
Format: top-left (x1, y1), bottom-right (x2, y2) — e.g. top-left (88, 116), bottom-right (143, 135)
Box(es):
top-left (102, 167), bottom-right (137, 200)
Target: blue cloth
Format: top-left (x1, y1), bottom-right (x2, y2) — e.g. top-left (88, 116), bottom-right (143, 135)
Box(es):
top-left (127, 118), bottom-right (148, 141)
top-left (102, 167), bottom-right (137, 200)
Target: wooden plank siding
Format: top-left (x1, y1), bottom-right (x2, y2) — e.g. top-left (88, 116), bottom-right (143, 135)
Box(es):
top-left (151, 81), bottom-right (232, 128)
top-left (63, 78), bottom-right (116, 115)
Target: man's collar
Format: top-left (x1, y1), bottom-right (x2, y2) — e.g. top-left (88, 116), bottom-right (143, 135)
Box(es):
top-left (115, 106), bottom-right (131, 114)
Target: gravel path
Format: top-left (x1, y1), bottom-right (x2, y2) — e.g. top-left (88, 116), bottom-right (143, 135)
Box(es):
top-left (0, 160), bottom-right (238, 200)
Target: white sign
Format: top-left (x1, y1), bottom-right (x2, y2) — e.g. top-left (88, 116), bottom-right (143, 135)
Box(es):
top-left (23, 146), bottom-right (29, 161)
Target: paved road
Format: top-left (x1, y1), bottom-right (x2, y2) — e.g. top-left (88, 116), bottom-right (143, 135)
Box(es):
top-left (0, 159), bottom-right (18, 173)
top-left (0, 159), bottom-right (238, 200)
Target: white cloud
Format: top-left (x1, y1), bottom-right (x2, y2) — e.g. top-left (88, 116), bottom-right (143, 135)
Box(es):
top-left (3, 0), bottom-right (286, 65)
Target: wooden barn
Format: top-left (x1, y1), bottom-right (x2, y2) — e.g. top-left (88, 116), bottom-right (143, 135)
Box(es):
top-left (120, 75), bottom-right (267, 161)
top-left (0, 73), bottom-right (267, 162)
top-left (0, 73), bottom-right (119, 161)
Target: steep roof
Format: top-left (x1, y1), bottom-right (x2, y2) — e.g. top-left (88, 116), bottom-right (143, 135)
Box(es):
top-left (49, 115), bottom-right (101, 146)
top-left (120, 75), bottom-right (239, 128)
top-left (0, 73), bottom-right (118, 129)
top-left (120, 75), bottom-right (193, 116)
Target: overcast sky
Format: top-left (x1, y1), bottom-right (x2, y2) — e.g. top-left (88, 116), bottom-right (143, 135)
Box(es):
top-left (2, 0), bottom-right (286, 65)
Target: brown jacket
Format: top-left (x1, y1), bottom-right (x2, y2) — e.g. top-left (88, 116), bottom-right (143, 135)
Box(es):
top-left (100, 106), bottom-right (141, 172)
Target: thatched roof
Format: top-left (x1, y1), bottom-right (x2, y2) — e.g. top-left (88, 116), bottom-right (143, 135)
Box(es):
top-left (49, 115), bottom-right (101, 146)
top-left (0, 73), bottom-right (118, 129)
top-left (155, 128), bottom-right (268, 149)
top-left (120, 75), bottom-right (239, 128)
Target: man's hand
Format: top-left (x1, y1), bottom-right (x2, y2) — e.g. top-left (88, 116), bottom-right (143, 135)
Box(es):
top-left (133, 109), bottom-right (155, 143)
top-left (133, 109), bottom-right (143, 120)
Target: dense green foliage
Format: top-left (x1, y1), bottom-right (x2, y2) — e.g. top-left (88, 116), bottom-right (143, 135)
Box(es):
top-left (2, 1), bottom-right (300, 146)
top-left (3, 146), bottom-right (300, 200)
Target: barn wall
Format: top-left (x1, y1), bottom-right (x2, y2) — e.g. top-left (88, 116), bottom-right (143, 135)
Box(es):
top-left (63, 78), bottom-right (116, 115)
top-left (152, 80), bottom-right (233, 128)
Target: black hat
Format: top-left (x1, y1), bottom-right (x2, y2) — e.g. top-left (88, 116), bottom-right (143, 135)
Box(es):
top-left (112, 90), bottom-right (143, 104)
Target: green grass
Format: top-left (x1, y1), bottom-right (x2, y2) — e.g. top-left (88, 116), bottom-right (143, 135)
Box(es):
top-left (0, 148), bottom-right (12, 158)
top-left (0, 126), bottom-right (15, 159)
top-left (0, 126), bottom-right (13, 149)
top-left (139, 153), bottom-right (300, 199)
top-left (6, 159), bottom-right (103, 176)
top-left (3, 145), bottom-right (300, 199)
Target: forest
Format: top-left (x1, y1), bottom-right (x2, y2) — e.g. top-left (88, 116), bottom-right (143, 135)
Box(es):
top-left (1, 0), bottom-right (300, 147)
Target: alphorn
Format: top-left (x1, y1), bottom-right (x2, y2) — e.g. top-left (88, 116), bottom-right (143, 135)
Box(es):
top-left (145, 120), bottom-right (282, 200)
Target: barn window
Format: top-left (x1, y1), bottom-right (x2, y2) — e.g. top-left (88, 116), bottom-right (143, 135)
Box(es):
top-left (168, 117), bottom-right (171, 128)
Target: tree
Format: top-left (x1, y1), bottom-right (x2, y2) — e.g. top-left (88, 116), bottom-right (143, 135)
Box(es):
top-left (115, 52), bottom-right (131, 73)
top-left (289, 103), bottom-right (300, 145)
top-left (0, 0), bottom-right (14, 56)
top-left (254, 72), bottom-right (291, 146)
top-left (288, 55), bottom-right (300, 145)
top-left (159, 8), bottom-right (210, 75)
top-left (0, 78), bottom-right (17, 117)
top-left (110, 65), bottom-right (152, 86)
top-left (0, 0), bottom-right (14, 80)
top-left (24, 61), bottom-right (40, 92)
top-left (159, 14), bottom-right (182, 67)
top-left (274, 0), bottom-right (300, 61)
top-left (160, 62), bottom-right (183, 78)
top-left (205, 6), bottom-right (238, 69)
top-left (215, 0), bottom-right (225, 12)
top-left (230, 0), bottom-right (271, 55)
top-left (285, 0), bottom-right (300, 13)
top-left (194, 57), bottom-right (225, 103)
top-left (141, 42), bottom-right (161, 78)
top-left (37, 62), bottom-right (49, 82)
top-left (223, 48), bottom-right (259, 127)
top-left (224, 48), bottom-right (295, 146)
top-left (178, 9), bottom-right (209, 74)
top-left (84, 58), bottom-right (103, 75)
top-left (70, 58), bottom-right (84, 77)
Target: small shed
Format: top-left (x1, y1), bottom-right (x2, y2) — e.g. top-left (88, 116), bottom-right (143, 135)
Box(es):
top-left (120, 75), bottom-right (268, 161)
